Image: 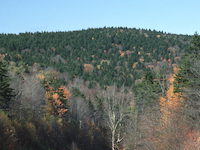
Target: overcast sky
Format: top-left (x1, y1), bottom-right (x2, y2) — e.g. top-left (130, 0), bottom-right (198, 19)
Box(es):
top-left (0, 0), bottom-right (199, 35)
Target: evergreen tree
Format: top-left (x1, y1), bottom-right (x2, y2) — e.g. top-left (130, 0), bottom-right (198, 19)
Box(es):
top-left (174, 32), bottom-right (200, 93)
top-left (0, 59), bottom-right (14, 110)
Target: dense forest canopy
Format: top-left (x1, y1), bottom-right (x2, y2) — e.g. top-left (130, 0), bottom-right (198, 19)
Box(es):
top-left (0, 27), bottom-right (191, 89)
top-left (1, 27), bottom-right (200, 150)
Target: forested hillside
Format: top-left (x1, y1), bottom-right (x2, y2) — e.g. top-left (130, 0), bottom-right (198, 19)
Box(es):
top-left (0, 27), bottom-right (191, 89)
top-left (1, 28), bottom-right (200, 150)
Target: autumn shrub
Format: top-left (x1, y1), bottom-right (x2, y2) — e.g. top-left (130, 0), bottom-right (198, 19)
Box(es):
top-left (0, 110), bottom-right (17, 150)
top-left (12, 119), bottom-right (42, 149)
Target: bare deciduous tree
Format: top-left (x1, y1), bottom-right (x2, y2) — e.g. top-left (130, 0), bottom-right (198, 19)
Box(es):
top-left (103, 85), bottom-right (132, 150)
top-left (10, 74), bottom-right (45, 120)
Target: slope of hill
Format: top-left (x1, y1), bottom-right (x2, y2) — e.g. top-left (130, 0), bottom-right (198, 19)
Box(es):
top-left (0, 27), bottom-right (192, 88)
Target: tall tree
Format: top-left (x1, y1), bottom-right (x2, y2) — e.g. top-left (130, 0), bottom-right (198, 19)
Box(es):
top-left (0, 59), bottom-right (14, 110)
top-left (102, 85), bottom-right (131, 150)
top-left (173, 32), bottom-right (200, 123)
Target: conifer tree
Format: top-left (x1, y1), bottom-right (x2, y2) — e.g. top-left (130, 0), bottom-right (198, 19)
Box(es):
top-left (0, 59), bottom-right (14, 110)
top-left (173, 32), bottom-right (200, 123)
top-left (174, 32), bottom-right (200, 93)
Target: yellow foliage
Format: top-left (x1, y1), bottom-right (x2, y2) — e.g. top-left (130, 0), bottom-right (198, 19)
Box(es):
top-left (157, 35), bottom-right (161, 38)
top-left (173, 66), bottom-right (179, 74)
top-left (132, 62), bottom-right (138, 68)
top-left (100, 59), bottom-right (110, 65)
top-left (144, 33), bottom-right (149, 37)
top-left (156, 75), bottom-right (185, 149)
top-left (8, 64), bottom-right (25, 74)
top-left (97, 65), bottom-right (101, 70)
top-left (129, 74), bottom-right (133, 79)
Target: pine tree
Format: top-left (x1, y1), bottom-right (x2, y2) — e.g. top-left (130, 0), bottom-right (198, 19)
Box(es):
top-left (0, 59), bottom-right (14, 110)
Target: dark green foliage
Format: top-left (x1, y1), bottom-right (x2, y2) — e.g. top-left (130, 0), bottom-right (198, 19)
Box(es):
top-left (188, 32), bottom-right (200, 54)
top-left (0, 28), bottom-right (191, 88)
top-left (24, 65), bottom-right (30, 73)
top-left (174, 33), bottom-right (200, 93)
top-left (173, 33), bottom-right (200, 124)
top-left (134, 70), bottom-right (163, 110)
top-left (95, 95), bottom-right (104, 111)
top-left (71, 87), bottom-right (86, 99)
top-left (88, 81), bottom-right (94, 89)
top-left (0, 60), bottom-right (14, 110)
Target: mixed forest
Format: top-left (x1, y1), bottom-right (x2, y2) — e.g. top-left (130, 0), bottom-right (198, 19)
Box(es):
top-left (0, 27), bottom-right (200, 149)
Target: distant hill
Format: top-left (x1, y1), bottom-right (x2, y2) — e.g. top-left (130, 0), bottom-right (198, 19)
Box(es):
top-left (0, 27), bottom-right (192, 88)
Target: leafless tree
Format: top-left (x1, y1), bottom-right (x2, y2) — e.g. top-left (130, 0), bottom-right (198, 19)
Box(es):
top-left (102, 85), bottom-right (132, 150)
top-left (10, 74), bottom-right (45, 120)
top-left (68, 96), bottom-right (91, 129)
top-left (153, 60), bottom-right (171, 97)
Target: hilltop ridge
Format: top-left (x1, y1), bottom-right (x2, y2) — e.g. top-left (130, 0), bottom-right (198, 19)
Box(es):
top-left (0, 27), bottom-right (192, 88)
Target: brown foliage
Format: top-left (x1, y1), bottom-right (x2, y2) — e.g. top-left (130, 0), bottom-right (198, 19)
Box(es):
top-left (84, 64), bottom-right (94, 73)
top-left (0, 112), bottom-right (17, 149)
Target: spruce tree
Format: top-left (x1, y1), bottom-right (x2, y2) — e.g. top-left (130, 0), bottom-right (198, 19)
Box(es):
top-left (174, 32), bottom-right (200, 93)
top-left (0, 59), bottom-right (14, 110)
top-left (173, 32), bottom-right (200, 123)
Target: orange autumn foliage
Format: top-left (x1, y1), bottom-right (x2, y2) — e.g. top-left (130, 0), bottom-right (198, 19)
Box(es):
top-left (0, 53), bottom-right (6, 59)
top-left (184, 130), bottom-right (200, 149)
top-left (145, 53), bottom-right (151, 56)
top-left (159, 75), bottom-right (184, 120)
top-left (118, 50), bottom-right (125, 56)
top-left (17, 54), bottom-right (22, 59)
top-left (120, 52), bottom-right (125, 57)
top-left (44, 82), bottom-right (70, 117)
top-left (139, 58), bottom-right (144, 62)
top-left (148, 65), bottom-right (154, 68)
top-left (155, 75), bottom-right (185, 149)
top-left (120, 29), bottom-right (124, 33)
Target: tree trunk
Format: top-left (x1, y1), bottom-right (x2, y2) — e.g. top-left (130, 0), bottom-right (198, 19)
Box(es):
top-left (112, 130), bottom-right (115, 150)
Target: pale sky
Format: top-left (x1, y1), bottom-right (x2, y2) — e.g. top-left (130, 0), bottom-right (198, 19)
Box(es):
top-left (0, 0), bottom-right (199, 35)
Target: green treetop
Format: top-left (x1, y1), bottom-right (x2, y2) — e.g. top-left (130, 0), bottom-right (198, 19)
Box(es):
top-left (0, 59), bottom-right (14, 110)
